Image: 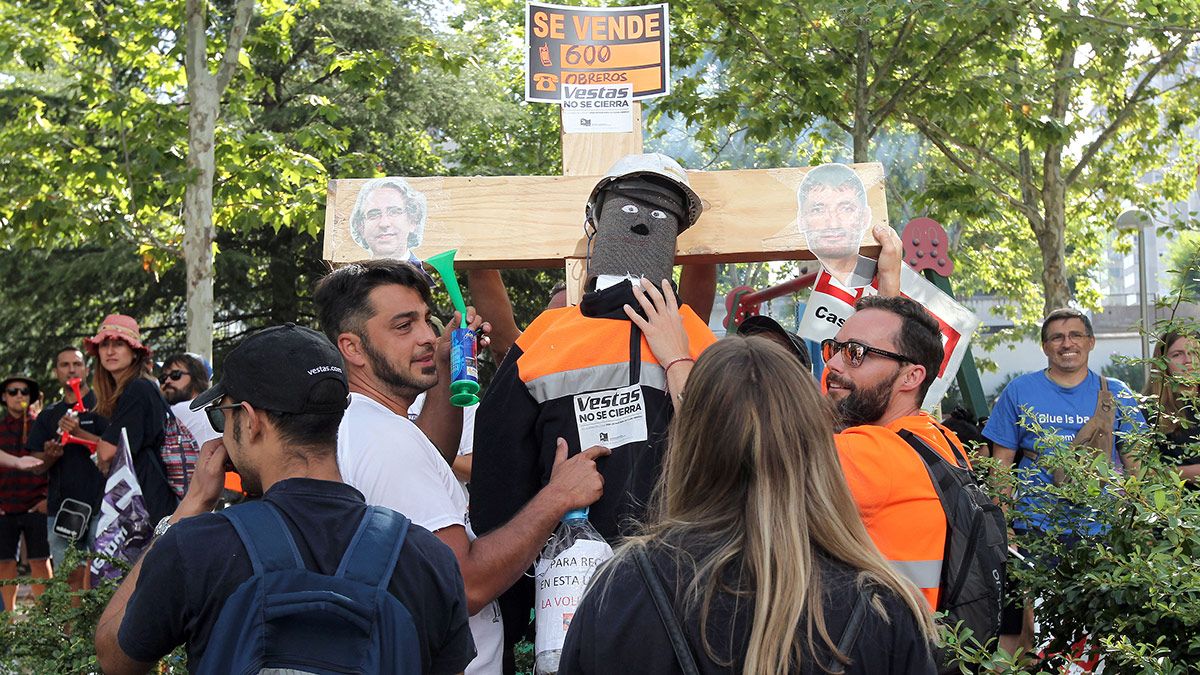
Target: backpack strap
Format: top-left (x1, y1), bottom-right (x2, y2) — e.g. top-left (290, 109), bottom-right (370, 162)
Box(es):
top-left (821, 587), bottom-right (873, 673)
top-left (222, 501), bottom-right (305, 575)
top-left (633, 547), bottom-right (700, 675)
top-left (930, 425), bottom-right (970, 470)
top-left (336, 506), bottom-right (410, 588)
top-left (898, 428), bottom-right (960, 479)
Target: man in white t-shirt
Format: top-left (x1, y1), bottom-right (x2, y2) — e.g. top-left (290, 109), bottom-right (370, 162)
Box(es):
top-left (159, 354), bottom-right (221, 446)
top-left (408, 392), bottom-right (474, 488)
top-left (315, 259), bottom-right (609, 675)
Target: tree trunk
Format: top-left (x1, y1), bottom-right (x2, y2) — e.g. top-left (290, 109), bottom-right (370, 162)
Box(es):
top-left (183, 0), bottom-right (217, 361)
top-left (851, 28), bottom-right (871, 163)
top-left (1032, 195), bottom-right (1072, 313)
top-left (182, 90), bottom-right (216, 359)
top-left (181, 0), bottom-right (255, 359)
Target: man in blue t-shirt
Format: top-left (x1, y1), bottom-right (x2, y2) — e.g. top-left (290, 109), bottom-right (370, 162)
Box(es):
top-left (983, 307), bottom-right (1145, 653)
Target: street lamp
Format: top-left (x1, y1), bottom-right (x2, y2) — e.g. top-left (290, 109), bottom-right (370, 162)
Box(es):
top-left (1116, 208), bottom-right (1153, 384)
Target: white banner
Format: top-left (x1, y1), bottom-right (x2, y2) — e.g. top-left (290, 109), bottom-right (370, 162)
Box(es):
top-left (798, 265), bottom-right (980, 409)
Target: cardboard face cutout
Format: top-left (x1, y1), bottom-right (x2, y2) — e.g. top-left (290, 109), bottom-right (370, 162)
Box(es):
top-left (349, 177), bottom-right (428, 262)
top-left (797, 164), bottom-right (873, 286)
top-left (762, 163), bottom-right (876, 287)
top-left (588, 180), bottom-right (684, 287)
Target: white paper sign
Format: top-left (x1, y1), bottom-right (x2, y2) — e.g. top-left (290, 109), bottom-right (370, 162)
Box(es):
top-left (573, 383), bottom-right (648, 447)
top-left (799, 265), bottom-right (980, 409)
top-left (534, 539), bottom-right (613, 654)
top-left (561, 84), bottom-right (634, 134)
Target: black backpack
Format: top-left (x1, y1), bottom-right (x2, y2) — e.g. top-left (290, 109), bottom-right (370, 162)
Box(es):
top-left (899, 429), bottom-right (1007, 650)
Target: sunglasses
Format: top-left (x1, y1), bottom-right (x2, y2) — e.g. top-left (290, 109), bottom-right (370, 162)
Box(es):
top-left (205, 403), bottom-right (242, 433)
top-left (4, 387), bottom-right (29, 396)
top-left (821, 338), bottom-right (916, 368)
top-left (158, 370), bottom-right (187, 385)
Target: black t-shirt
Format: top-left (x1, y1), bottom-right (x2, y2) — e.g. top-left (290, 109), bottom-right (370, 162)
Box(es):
top-left (100, 378), bottom-right (176, 522)
top-left (559, 545), bottom-right (936, 675)
top-left (26, 392), bottom-right (108, 513)
top-left (118, 478), bottom-right (476, 674)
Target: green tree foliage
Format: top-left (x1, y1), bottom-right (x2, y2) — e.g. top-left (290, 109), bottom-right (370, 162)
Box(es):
top-left (0, 0), bottom-right (565, 372)
top-left (907, 0), bottom-right (1200, 314)
top-left (1163, 230), bottom-right (1200, 298)
top-left (663, 0), bottom-right (1200, 317)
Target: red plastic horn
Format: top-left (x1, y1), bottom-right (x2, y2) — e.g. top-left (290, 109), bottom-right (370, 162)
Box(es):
top-left (60, 378), bottom-right (98, 452)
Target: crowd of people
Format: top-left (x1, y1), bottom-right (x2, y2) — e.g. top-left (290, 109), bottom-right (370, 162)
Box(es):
top-left (0, 154), bottom-right (1195, 674)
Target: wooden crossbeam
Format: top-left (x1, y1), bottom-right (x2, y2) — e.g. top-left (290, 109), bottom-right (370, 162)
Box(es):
top-left (322, 161), bottom-right (888, 269)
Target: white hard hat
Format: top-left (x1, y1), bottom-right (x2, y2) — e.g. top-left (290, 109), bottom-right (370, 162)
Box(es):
top-left (585, 153), bottom-right (703, 230)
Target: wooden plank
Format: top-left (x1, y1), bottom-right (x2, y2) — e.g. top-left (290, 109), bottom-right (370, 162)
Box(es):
top-left (560, 103), bottom-right (643, 176)
top-left (322, 162), bottom-right (888, 268)
top-left (564, 257), bottom-right (587, 305)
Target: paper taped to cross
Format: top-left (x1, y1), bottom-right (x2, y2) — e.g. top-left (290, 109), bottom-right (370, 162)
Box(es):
top-left (343, 177), bottom-right (429, 265)
top-left (561, 84), bottom-right (634, 134)
top-left (799, 265), bottom-right (980, 409)
top-left (322, 163), bottom-right (889, 269)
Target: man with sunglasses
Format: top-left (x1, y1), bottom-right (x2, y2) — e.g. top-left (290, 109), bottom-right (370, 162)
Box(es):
top-left (0, 374), bottom-right (50, 611)
top-left (159, 353), bottom-right (220, 446)
top-left (822, 295), bottom-right (969, 612)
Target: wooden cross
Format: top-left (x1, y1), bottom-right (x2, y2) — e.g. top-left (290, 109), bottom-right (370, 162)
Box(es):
top-left (322, 103), bottom-right (886, 304)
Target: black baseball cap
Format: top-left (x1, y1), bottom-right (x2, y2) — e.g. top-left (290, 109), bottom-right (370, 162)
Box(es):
top-left (737, 316), bottom-right (813, 370)
top-left (190, 323), bottom-right (349, 414)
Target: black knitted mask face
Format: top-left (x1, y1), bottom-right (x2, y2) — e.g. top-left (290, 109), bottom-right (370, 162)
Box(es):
top-left (588, 178), bottom-right (685, 287)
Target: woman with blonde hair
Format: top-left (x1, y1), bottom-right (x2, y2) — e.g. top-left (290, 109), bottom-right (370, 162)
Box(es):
top-left (1143, 330), bottom-right (1200, 486)
top-left (559, 336), bottom-right (936, 674)
top-left (85, 314), bottom-right (178, 522)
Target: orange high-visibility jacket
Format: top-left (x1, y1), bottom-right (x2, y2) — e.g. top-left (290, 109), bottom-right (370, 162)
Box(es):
top-left (471, 281), bottom-right (717, 543)
top-left (836, 414), bottom-right (968, 609)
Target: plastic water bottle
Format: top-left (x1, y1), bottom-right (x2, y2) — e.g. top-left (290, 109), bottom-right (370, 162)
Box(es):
top-left (533, 509), bottom-right (613, 674)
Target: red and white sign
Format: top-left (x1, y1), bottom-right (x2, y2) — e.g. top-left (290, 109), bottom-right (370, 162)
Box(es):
top-left (798, 264), bottom-right (980, 409)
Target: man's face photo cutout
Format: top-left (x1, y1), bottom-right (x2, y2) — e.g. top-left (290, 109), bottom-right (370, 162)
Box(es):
top-left (349, 177), bottom-right (428, 261)
top-left (798, 164), bottom-right (871, 284)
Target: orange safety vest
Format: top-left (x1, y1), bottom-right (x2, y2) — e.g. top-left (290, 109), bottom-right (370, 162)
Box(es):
top-left (835, 414), bottom-right (967, 609)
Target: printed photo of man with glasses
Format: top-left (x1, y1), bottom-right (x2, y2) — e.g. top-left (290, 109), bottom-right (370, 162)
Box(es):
top-left (348, 177), bottom-right (428, 265)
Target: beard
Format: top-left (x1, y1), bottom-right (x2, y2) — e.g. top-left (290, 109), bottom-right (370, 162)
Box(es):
top-left (829, 368), bottom-right (899, 429)
top-left (360, 332), bottom-right (436, 400)
top-left (162, 386), bottom-right (190, 405)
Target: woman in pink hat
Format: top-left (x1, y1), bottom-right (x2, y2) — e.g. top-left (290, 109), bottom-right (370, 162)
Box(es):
top-left (86, 314), bottom-right (179, 523)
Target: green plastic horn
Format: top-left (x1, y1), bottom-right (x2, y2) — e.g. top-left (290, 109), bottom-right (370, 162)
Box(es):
top-left (426, 249), bottom-right (480, 406)
top-left (426, 250), bottom-right (467, 326)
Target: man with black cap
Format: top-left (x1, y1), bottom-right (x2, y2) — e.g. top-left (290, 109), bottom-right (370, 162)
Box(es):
top-left (737, 315), bottom-right (814, 372)
top-left (95, 324), bottom-right (476, 674)
top-left (0, 374), bottom-right (50, 611)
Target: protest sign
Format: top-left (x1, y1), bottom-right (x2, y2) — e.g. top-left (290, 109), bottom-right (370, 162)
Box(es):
top-left (525, 2), bottom-right (669, 103)
top-left (798, 265), bottom-right (980, 408)
top-left (561, 83), bottom-right (634, 133)
top-left (90, 428), bottom-right (153, 584)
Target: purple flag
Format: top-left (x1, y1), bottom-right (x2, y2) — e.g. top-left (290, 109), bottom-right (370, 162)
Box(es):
top-left (90, 428), bottom-right (152, 584)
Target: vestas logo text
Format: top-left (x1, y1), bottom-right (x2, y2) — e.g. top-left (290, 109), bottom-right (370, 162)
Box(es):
top-left (576, 388), bottom-right (641, 412)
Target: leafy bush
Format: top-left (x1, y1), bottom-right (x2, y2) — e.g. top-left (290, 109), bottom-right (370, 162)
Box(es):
top-left (945, 383), bottom-right (1200, 672)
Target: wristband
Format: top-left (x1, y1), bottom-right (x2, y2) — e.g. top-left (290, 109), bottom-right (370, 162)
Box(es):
top-left (663, 357), bottom-right (695, 374)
